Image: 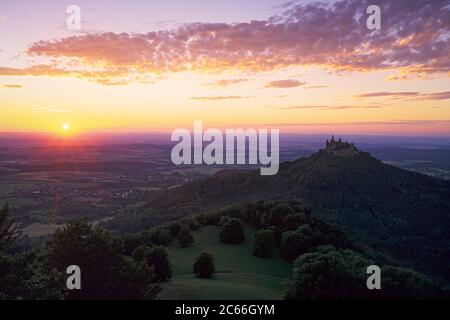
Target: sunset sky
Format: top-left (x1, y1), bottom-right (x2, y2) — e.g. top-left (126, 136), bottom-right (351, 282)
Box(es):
top-left (0, 0), bottom-right (449, 135)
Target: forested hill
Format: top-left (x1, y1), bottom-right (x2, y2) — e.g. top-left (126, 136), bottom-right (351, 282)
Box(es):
top-left (144, 143), bottom-right (450, 283)
top-left (152, 146), bottom-right (450, 236)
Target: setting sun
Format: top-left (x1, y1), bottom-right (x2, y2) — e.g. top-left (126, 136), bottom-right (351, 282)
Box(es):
top-left (62, 123), bottom-right (70, 131)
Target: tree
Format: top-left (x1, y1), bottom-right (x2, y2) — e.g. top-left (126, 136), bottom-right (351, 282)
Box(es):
top-left (47, 220), bottom-right (158, 299)
top-left (0, 249), bottom-right (66, 300)
top-left (219, 218), bottom-right (245, 244)
top-left (148, 246), bottom-right (172, 282)
top-left (132, 245), bottom-right (172, 283)
top-left (284, 245), bottom-right (439, 300)
top-left (141, 228), bottom-right (172, 246)
top-left (253, 230), bottom-right (276, 258)
top-left (132, 244), bottom-right (153, 262)
top-left (193, 252), bottom-right (215, 279)
top-left (269, 203), bottom-right (294, 226)
top-left (285, 245), bottom-right (369, 300)
top-left (0, 203), bottom-right (21, 252)
top-left (178, 227), bottom-right (194, 248)
top-left (168, 222), bottom-right (183, 238)
top-left (280, 224), bottom-right (314, 260)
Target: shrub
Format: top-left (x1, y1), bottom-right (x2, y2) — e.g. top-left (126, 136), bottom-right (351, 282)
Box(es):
top-left (193, 252), bottom-right (215, 279)
top-left (253, 230), bottom-right (276, 258)
top-left (178, 227), bottom-right (194, 248)
top-left (168, 222), bottom-right (183, 238)
top-left (147, 246), bottom-right (172, 282)
top-left (280, 225), bottom-right (314, 260)
top-left (269, 203), bottom-right (295, 226)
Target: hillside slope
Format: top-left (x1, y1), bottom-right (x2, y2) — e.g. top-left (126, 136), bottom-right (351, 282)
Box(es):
top-left (146, 144), bottom-right (450, 282)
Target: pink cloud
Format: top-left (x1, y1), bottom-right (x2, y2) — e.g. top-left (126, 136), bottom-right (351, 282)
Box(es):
top-left (264, 80), bottom-right (306, 88)
top-left (355, 91), bottom-right (450, 100)
top-left (202, 79), bottom-right (248, 87)
top-left (0, 0), bottom-right (447, 84)
top-left (190, 95), bottom-right (252, 101)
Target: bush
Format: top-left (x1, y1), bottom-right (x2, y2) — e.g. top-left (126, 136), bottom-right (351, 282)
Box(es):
top-left (219, 218), bottom-right (245, 244)
top-left (269, 203), bottom-right (294, 226)
top-left (178, 227), bottom-right (194, 248)
top-left (280, 225), bottom-right (314, 260)
top-left (285, 245), bottom-right (439, 300)
top-left (132, 245), bottom-right (152, 262)
top-left (253, 230), bottom-right (276, 258)
top-left (141, 229), bottom-right (172, 247)
top-left (148, 247), bottom-right (172, 283)
top-left (122, 234), bottom-right (145, 256)
top-left (168, 222), bottom-right (183, 238)
top-left (189, 219), bottom-right (201, 231)
top-left (193, 252), bottom-right (215, 279)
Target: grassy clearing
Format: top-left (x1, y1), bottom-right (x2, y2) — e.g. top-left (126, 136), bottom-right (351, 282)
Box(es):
top-left (22, 222), bottom-right (63, 237)
top-left (161, 226), bottom-right (291, 300)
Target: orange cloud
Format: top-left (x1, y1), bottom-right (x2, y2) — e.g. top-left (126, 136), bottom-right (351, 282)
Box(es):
top-left (276, 105), bottom-right (382, 110)
top-left (190, 96), bottom-right (252, 101)
top-left (264, 80), bottom-right (305, 88)
top-left (354, 91), bottom-right (450, 100)
top-left (2, 84), bottom-right (23, 89)
top-left (202, 79), bottom-right (248, 87)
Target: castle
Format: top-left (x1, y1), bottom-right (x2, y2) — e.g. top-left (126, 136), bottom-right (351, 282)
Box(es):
top-left (324, 135), bottom-right (359, 156)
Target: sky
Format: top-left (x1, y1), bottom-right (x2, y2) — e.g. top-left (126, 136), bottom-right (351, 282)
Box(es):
top-left (0, 0), bottom-right (449, 135)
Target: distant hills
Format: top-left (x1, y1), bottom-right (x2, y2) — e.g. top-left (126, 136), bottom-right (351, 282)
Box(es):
top-left (146, 140), bottom-right (450, 284)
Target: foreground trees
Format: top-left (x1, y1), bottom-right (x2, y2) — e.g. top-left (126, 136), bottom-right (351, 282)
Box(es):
top-left (193, 252), bottom-right (215, 279)
top-left (285, 245), bottom-right (439, 300)
top-left (48, 221), bottom-right (160, 299)
top-left (0, 204), bottom-right (65, 299)
top-left (0, 204), bottom-right (21, 252)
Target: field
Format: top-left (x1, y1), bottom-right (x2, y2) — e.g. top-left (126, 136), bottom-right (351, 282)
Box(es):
top-left (22, 223), bottom-right (63, 238)
top-left (160, 226), bottom-right (292, 300)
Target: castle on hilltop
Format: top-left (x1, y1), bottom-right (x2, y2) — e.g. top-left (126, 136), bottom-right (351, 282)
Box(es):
top-left (324, 135), bottom-right (359, 156)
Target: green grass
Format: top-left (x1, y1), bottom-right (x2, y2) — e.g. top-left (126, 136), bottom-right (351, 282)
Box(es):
top-left (161, 226), bottom-right (292, 300)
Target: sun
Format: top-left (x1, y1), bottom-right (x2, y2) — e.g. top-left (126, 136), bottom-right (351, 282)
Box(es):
top-left (60, 123), bottom-right (71, 134)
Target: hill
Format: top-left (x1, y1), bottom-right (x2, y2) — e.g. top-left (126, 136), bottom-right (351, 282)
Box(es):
top-left (140, 140), bottom-right (450, 284)
top-left (151, 140), bottom-right (450, 235)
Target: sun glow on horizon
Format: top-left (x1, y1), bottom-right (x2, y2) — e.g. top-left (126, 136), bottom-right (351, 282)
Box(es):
top-left (58, 122), bottom-right (73, 136)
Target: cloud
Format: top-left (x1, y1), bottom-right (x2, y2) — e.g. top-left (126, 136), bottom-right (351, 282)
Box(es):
top-left (0, 65), bottom-right (130, 85)
top-left (264, 80), bottom-right (306, 88)
top-left (354, 91), bottom-right (450, 100)
top-left (303, 85), bottom-right (329, 89)
top-left (202, 79), bottom-right (248, 87)
top-left (417, 91), bottom-right (450, 101)
top-left (354, 91), bottom-right (419, 98)
top-left (32, 105), bottom-right (70, 113)
top-left (256, 119), bottom-right (450, 127)
top-left (2, 84), bottom-right (23, 89)
top-left (190, 95), bottom-right (252, 101)
top-left (0, 0), bottom-right (443, 84)
top-left (276, 105), bottom-right (382, 110)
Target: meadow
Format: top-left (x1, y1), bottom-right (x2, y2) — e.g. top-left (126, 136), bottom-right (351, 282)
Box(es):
top-left (161, 226), bottom-right (292, 300)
